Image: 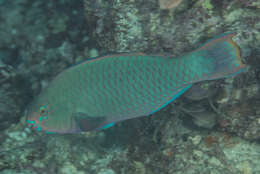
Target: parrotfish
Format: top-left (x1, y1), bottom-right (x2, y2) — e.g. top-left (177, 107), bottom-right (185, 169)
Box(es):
top-left (26, 33), bottom-right (246, 133)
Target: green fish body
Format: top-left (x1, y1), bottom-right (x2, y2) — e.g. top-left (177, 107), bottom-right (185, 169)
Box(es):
top-left (27, 33), bottom-right (246, 133)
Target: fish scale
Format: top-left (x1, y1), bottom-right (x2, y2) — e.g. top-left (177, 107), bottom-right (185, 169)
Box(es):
top-left (27, 33), bottom-right (246, 133)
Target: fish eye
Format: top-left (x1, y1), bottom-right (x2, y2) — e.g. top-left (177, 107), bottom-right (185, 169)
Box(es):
top-left (40, 108), bottom-right (45, 113)
top-left (40, 105), bottom-right (48, 118)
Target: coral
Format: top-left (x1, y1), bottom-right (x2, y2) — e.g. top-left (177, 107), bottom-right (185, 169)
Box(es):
top-left (98, 169), bottom-right (115, 174)
top-left (48, 14), bottom-right (69, 34)
top-left (184, 82), bottom-right (217, 101)
top-left (204, 136), bottom-right (219, 148)
top-left (60, 162), bottom-right (85, 174)
top-left (159, 0), bottom-right (183, 10)
top-left (192, 111), bottom-right (217, 129)
top-left (89, 48), bottom-right (99, 57)
top-left (113, 4), bottom-right (144, 52)
top-left (201, 0), bottom-right (213, 10)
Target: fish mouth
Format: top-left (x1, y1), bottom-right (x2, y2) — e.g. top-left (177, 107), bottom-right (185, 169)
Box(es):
top-left (25, 109), bottom-right (30, 121)
top-left (26, 118), bottom-right (42, 132)
top-left (25, 109), bottom-right (51, 133)
top-left (24, 109), bottom-right (32, 125)
top-left (25, 108), bottom-right (40, 130)
top-left (25, 109), bottom-right (33, 124)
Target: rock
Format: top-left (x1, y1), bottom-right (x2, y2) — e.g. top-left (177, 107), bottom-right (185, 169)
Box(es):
top-left (184, 82), bottom-right (217, 101)
top-left (189, 135), bottom-right (202, 145)
top-left (192, 111), bottom-right (217, 129)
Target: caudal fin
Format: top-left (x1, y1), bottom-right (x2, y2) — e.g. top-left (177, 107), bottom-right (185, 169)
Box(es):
top-left (198, 33), bottom-right (247, 80)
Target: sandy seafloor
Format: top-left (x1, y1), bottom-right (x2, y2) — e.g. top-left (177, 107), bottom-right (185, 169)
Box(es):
top-left (0, 0), bottom-right (260, 174)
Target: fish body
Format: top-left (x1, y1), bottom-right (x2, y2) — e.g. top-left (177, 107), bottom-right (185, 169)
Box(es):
top-left (27, 33), bottom-right (246, 133)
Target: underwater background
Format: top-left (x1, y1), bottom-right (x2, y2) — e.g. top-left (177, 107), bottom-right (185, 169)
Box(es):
top-left (0, 0), bottom-right (260, 173)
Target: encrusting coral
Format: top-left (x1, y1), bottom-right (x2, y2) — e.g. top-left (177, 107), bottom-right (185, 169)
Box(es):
top-left (159, 0), bottom-right (183, 9)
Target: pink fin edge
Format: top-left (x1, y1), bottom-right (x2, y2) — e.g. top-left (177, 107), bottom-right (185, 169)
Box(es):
top-left (197, 32), bottom-right (247, 69)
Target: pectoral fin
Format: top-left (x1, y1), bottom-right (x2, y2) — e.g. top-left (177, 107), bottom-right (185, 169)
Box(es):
top-left (73, 112), bottom-right (115, 132)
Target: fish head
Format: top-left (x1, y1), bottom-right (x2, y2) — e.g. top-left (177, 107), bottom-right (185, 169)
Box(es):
top-left (26, 99), bottom-right (55, 133)
top-left (26, 88), bottom-right (61, 133)
top-left (26, 75), bottom-right (76, 134)
top-left (26, 94), bottom-right (76, 134)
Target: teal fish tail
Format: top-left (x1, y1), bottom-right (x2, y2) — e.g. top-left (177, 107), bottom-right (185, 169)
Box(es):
top-left (197, 33), bottom-right (247, 80)
top-left (198, 33), bottom-right (246, 80)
